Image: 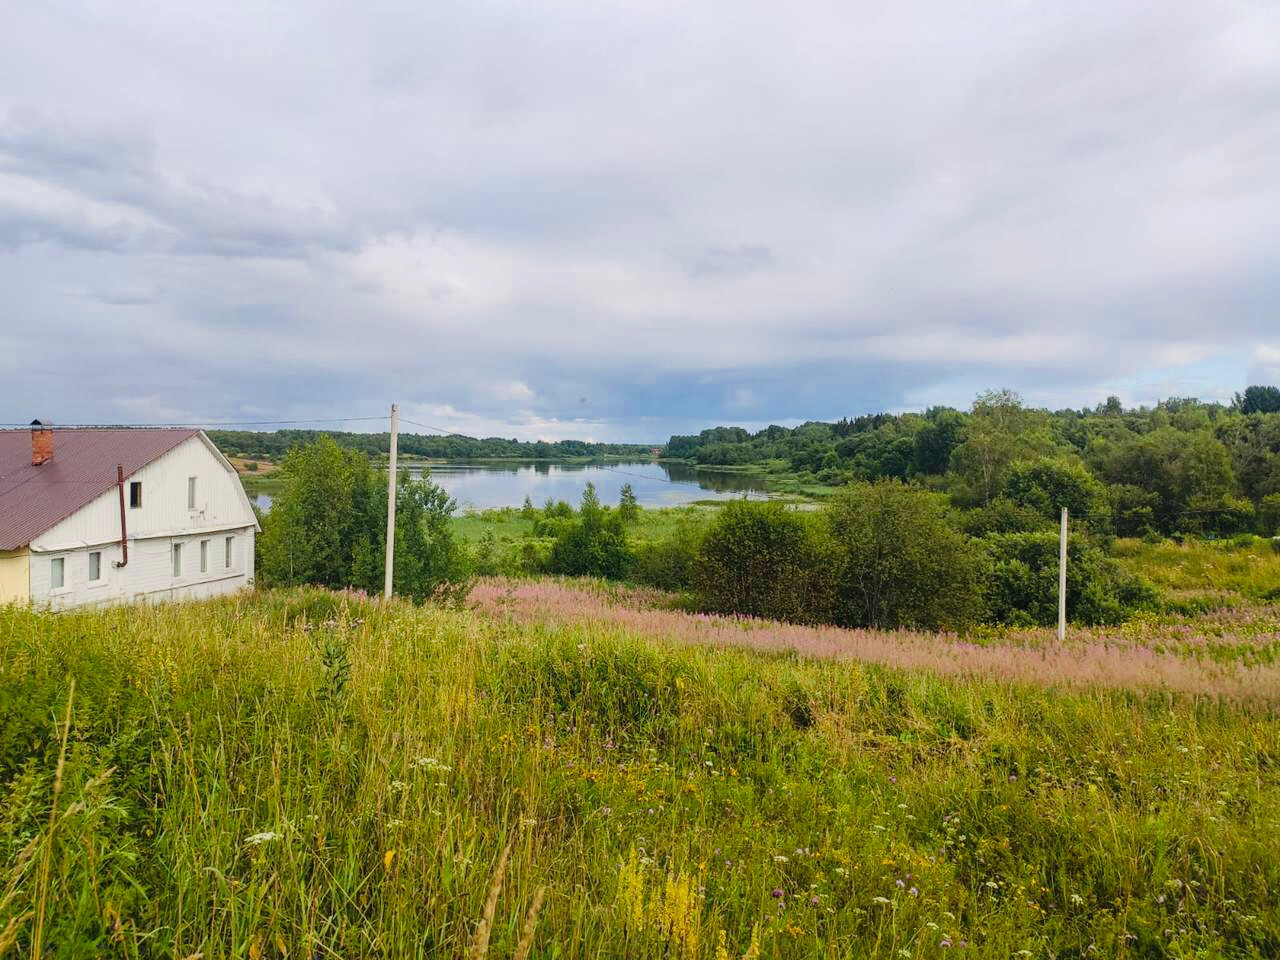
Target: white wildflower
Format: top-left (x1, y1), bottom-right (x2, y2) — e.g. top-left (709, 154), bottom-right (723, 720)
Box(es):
top-left (412, 757), bottom-right (452, 771)
top-left (245, 831), bottom-right (282, 846)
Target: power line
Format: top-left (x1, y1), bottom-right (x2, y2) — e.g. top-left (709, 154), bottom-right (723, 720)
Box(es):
top-left (398, 418), bottom-right (474, 438)
top-left (595, 464), bottom-right (682, 484)
top-left (0, 416), bottom-right (389, 428)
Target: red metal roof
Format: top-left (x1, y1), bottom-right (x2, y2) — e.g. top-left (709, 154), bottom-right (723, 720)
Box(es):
top-left (0, 428), bottom-right (199, 550)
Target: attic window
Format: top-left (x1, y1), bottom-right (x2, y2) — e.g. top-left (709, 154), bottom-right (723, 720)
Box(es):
top-left (129, 481), bottom-right (142, 509)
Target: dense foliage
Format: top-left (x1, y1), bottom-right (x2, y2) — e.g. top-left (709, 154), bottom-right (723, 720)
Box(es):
top-left (665, 386), bottom-right (1280, 537)
top-left (981, 533), bottom-right (1158, 627)
top-left (257, 437), bottom-right (470, 603)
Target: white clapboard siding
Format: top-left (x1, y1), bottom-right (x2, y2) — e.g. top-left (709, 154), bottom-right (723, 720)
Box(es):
top-left (28, 434), bottom-right (258, 609)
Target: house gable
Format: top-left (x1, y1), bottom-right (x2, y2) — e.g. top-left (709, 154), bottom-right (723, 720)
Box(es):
top-left (31, 434), bottom-right (258, 552)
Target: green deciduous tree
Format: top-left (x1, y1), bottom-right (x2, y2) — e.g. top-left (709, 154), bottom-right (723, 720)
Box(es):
top-left (258, 437), bottom-right (381, 589)
top-left (258, 437), bottom-right (470, 603)
top-left (948, 390), bottom-right (1058, 507)
top-left (913, 407), bottom-right (966, 476)
top-left (352, 472), bottom-right (472, 605)
top-left (1091, 428), bottom-right (1239, 533)
top-left (958, 497), bottom-right (1054, 537)
top-left (826, 481), bottom-right (984, 630)
top-left (1002, 457), bottom-right (1110, 530)
top-left (1259, 493), bottom-right (1280, 536)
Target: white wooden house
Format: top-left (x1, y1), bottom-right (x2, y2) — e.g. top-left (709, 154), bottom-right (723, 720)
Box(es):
top-left (0, 422), bottom-right (259, 609)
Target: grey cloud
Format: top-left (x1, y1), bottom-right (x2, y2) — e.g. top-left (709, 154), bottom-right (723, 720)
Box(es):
top-left (687, 244), bottom-right (775, 280)
top-left (0, 0), bottom-right (1277, 438)
top-left (0, 108), bottom-right (359, 258)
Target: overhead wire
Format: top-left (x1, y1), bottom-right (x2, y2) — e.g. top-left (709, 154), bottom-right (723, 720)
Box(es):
top-left (0, 416), bottom-right (389, 428)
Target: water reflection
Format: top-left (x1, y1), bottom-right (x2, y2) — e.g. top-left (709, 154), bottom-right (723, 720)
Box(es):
top-left (250, 461), bottom-right (768, 512)
top-left (414, 460), bottom-right (768, 510)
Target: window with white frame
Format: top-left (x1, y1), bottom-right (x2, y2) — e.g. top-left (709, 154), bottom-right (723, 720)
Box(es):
top-left (89, 551), bottom-right (102, 582)
top-left (50, 557), bottom-right (64, 589)
top-left (172, 543), bottom-right (182, 578)
top-left (200, 539), bottom-right (209, 573)
top-left (225, 535), bottom-right (234, 568)
top-left (188, 476), bottom-right (197, 509)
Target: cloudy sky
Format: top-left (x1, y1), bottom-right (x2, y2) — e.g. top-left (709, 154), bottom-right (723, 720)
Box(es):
top-left (1, 1), bottom-right (1277, 442)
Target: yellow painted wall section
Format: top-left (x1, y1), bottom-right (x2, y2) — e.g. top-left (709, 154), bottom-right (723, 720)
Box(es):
top-left (0, 549), bottom-right (30, 604)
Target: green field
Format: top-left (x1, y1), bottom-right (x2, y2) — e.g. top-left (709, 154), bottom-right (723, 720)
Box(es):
top-left (2, 582), bottom-right (1279, 957)
top-left (453, 505), bottom-right (716, 546)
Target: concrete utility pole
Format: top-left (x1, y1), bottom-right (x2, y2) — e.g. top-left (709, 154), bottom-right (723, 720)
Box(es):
top-left (1058, 506), bottom-right (1068, 642)
top-left (384, 403), bottom-right (398, 599)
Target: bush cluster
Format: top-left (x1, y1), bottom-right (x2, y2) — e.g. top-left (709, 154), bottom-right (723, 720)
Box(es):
top-left (654, 481), bottom-right (1156, 630)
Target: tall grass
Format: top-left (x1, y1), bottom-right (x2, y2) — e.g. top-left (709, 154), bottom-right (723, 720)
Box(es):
top-left (1112, 536), bottom-right (1280, 604)
top-left (1, 588), bottom-right (1278, 957)
top-left (472, 579), bottom-right (1280, 700)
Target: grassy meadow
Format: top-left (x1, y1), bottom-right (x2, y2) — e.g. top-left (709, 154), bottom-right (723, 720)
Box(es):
top-left (453, 505), bottom-right (714, 546)
top-left (2, 581), bottom-right (1280, 958)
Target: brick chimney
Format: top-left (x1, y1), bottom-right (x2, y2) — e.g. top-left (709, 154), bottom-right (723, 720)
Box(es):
top-left (30, 419), bottom-right (53, 466)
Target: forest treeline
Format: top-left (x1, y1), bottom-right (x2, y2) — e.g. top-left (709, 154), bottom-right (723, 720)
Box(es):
top-left (665, 386), bottom-right (1280, 537)
top-left (209, 428), bottom-right (653, 462)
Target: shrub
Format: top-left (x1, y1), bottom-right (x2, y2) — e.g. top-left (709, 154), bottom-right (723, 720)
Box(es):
top-left (351, 471), bottom-right (472, 605)
top-left (981, 532), bottom-right (1157, 626)
top-left (826, 481), bottom-right (985, 630)
top-left (632, 521), bottom-right (707, 592)
top-left (693, 500), bottom-right (835, 623)
top-left (547, 484), bottom-right (634, 580)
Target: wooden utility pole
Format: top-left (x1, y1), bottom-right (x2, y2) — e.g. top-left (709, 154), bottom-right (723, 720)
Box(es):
top-left (384, 403), bottom-right (398, 599)
top-left (1058, 506), bottom-right (1068, 642)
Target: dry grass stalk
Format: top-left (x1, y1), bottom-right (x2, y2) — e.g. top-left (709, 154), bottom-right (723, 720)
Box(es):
top-left (467, 841), bottom-right (512, 960)
top-left (31, 677), bottom-right (75, 959)
top-left (512, 884), bottom-right (546, 960)
top-left (0, 835), bottom-right (38, 954)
